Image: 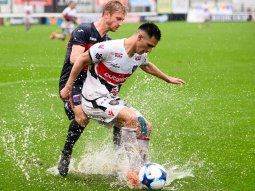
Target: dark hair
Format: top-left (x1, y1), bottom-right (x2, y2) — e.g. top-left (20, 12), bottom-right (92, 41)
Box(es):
top-left (138, 22), bottom-right (161, 41)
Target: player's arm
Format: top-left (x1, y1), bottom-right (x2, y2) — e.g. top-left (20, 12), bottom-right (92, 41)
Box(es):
top-left (70, 45), bottom-right (86, 64)
top-left (60, 51), bottom-right (92, 100)
top-left (140, 62), bottom-right (185, 84)
top-left (70, 26), bottom-right (90, 63)
top-left (62, 12), bottom-right (68, 22)
top-left (62, 8), bottom-right (71, 23)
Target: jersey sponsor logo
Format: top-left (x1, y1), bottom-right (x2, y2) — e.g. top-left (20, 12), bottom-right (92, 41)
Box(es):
top-left (110, 88), bottom-right (119, 97)
top-left (114, 53), bottom-right (123, 58)
top-left (77, 29), bottom-right (84, 33)
top-left (107, 110), bottom-right (115, 117)
top-left (72, 94), bottom-right (82, 105)
top-left (111, 63), bottom-right (120, 69)
top-left (104, 73), bottom-right (129, 83)
top-left (98, 44), bottom-right (104, 49)
top-left (96, 62), bottom-right (131, 85)
top-left (95, 53), bottom-right (103, 60)
top-left (89, 37), bottom-right (97, 41)
top-left (135, 56), bottom-right (141, 61)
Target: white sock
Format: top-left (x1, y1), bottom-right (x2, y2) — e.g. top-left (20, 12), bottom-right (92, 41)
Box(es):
top-left (137, 139), bottom-right (149, 163)
top-left (121, 127), bottom-right (143, 169)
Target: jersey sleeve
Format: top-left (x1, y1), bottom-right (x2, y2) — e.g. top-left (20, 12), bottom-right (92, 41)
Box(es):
top-left (62, 7), bottom-right (69, 16)
top-left (71, 25), bottom-right (89, 47)
top-left (140, 53), bottom-right (149, 65)
top-left (89, 41), bottom-right (111, 63)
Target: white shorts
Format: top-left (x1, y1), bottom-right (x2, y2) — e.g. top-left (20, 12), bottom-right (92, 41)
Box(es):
top-left (61, 22), bottom-right (75, 35)
top-left (81, 96), bottom-right (141, 127)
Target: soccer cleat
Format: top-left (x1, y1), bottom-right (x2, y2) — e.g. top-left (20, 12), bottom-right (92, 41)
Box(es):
top-left (127, 169), bottom-right (142, 189)
top-left (58, 153), bottom-right (71, 177)
top-left (50, 32), bottom-right (56, 39)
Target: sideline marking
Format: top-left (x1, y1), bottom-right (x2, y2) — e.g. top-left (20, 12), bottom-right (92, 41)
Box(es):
top-left (0, 78), bottom-right (58, 87)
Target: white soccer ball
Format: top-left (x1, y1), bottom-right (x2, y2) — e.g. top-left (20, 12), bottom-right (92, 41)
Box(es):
top-left (139, 163), bottom-right (167, 190)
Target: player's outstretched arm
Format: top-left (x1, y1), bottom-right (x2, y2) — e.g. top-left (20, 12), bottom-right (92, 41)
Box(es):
top-left (60, 51), bottom-right (92, 100)
top-left (140, 62), bottom-right (185, 84)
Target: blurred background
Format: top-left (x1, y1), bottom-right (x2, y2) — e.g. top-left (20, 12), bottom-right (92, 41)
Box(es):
top-left (0, 0), bottom-right (254, 26)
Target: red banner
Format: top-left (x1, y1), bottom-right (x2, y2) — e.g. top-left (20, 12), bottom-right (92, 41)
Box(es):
top-left (15, 0), bottom-right (52, 6)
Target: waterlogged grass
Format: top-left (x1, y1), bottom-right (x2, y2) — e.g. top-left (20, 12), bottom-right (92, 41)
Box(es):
top-left (0, 23), bottom-right (255, 190)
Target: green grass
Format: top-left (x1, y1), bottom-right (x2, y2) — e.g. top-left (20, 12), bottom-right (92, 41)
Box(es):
top-left (0, 22), bottom-right (254, 190)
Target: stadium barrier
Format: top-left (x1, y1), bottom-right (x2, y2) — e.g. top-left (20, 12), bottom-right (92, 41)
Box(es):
top-left (187, 11), bottom-right (254, 23)
top-left (211, 12), bottom-right (253, 22)
top-left (0, 11), bottom-right (253, 26)
top-left (0, 12), bottom-right (157, 26)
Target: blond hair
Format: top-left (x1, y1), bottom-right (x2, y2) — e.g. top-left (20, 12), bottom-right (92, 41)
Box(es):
top-left (103, 0), bottom-right (127, 16)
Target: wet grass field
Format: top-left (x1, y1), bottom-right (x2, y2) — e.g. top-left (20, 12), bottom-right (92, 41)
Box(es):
top-left (0, 22), bottom-right (254, 190)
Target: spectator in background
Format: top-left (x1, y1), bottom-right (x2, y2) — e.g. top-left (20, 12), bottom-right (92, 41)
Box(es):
top-left (24, 1), bottom-right (33, 31)
top-left (247, 8), bottom-right (253, 22)
top-left (50, 1), bottom-right (77, 40)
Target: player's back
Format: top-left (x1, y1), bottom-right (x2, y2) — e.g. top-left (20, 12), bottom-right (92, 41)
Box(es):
top-left (59, 23), bottom-right (111, 91)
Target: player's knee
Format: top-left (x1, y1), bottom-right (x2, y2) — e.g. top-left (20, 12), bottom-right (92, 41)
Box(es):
top-left (75, 115), bottom-right (88, 127)
top-left (74, 110), bottom-right (89, 127)
top-left (73, 105), bottom-right (89, 126)
top-left (118, 107), bottom-right (138, 127)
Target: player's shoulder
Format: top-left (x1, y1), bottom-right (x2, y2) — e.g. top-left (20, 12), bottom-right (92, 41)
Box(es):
top-left (63, 6), bottom-right (70, 12)
top-left (73, 23), bottom-right (92, 34)
top-left (76, 23), bottom-right (93, 31)
top-left (96, 39), bottom-right (124, 51)
top-left (133, 53), bottom-right (148, 64)
top-left (103, 38), bottom-right (124, 46)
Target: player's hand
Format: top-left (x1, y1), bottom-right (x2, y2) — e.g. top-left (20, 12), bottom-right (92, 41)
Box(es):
top-left (167, 77), bottom-right (185, 84)
top-left (60, 85), bottom-right (72, 100)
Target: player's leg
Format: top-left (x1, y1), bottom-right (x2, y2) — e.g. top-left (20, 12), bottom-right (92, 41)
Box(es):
top-left (116, 107), bottom-right (151, 188)
top-left (116, 107), bottom-right (151, 163)
top-left (113, 125), bottom-right (121, 148)
top-left (25, 17), bottom-right (31, 31)
top-left (50, 28), bottom-right (66, 40)
top-left (82, 97), bottom-right (150, 162)
top-left (81, 97), bottom-right (148, 187)
top-left (58, 95), bottom-right (89, 177)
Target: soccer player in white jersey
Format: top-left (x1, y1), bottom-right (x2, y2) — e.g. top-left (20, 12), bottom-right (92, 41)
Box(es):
top-left (61, 22), bottom-right (185, 187)
top-left (24, 1), bottom-right (33, 31)
top-left (50, 1), bottom-right (77, 40)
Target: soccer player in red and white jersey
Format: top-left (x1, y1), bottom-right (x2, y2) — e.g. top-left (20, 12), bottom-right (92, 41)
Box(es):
top-left (61, 22), bottom-right (184, 187)
top-left (50, 1), bottom-right (77, 40)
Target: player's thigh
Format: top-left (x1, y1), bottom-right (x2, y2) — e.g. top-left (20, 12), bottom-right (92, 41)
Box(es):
top-left (73, 104), bottom-right (89, 126)
top-left (117, 107), bottom-right (151, 138)
top-left (116, 107), bottom-right (139, 128)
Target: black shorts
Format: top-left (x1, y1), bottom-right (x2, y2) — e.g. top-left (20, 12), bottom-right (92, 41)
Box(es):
top-left (60, 74), bottom-right (87, 120)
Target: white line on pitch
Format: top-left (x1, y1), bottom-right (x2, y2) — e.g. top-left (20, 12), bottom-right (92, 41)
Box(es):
top-left (0, 78), bottom-right (58, 87)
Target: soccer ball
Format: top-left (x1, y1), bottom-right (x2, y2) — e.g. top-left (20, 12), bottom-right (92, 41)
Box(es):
top-left (139, 163), bottom-right (167, 190)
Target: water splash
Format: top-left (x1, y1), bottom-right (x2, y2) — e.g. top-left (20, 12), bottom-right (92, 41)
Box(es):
top-left (47, 141), bottom-right (196, 189)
